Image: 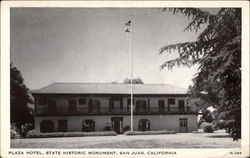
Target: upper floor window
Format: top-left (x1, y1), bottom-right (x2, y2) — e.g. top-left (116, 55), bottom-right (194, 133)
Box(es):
top-left (89, 100), bottom-right (100, 112)
top-left (178, 100), bottom-right (185, 112)
top-left (168, 98), bottom-right (175, 105)
top-left (127, 98), bottom-right (134, 112)
top-left (48, 99), bottom-right (56, 113)
top-left (38, 98), bottom-right (47, 105)
top-left (136, 100), bottom-right (147, 112)
top-left (69, 99), bottom-right (77, 112)
top-left (79, 98), bottom-right (87, 105)
top-left (167, 98), bottom-right (175, 112)
top-left (158, 100), bottom-right (165, 112)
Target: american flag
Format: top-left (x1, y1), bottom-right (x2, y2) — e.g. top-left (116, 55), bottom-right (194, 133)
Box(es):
top-left (125, 20), bottom-right (131, 33)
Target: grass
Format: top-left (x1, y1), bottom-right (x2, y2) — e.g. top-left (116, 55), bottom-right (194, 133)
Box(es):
top-left (124, 130), bottom-right (176, 135)
top-left (11, 130), bottom-right (241, 148)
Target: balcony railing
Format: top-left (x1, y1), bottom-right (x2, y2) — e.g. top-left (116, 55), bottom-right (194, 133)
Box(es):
top-left (35, 107), bottom-right (198, 116)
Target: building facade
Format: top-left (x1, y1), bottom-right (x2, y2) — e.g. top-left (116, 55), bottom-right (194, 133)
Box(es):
top-left (32, 83), bottom-right (198, 134)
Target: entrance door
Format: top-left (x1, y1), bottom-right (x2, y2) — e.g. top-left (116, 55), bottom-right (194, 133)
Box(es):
top-left (111, 117), bottom-right (123, 134)
top-left (138, 119), bottom-right (150, 131)
top-left (179, 118), bottom-right (188, 133)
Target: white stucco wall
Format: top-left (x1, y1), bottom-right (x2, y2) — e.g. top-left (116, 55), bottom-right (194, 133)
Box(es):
top-left (34, 114), bottom-right (198, 133)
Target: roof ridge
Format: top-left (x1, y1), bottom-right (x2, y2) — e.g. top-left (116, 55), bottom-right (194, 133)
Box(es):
top-left (52, 82), bottom-right (182, 86)
top-left (33, 82), bottom-right (188, 94)
top-left (37, 82), bottom-right (57, 91)
top-left (51, 82), bottom-right (187, 90)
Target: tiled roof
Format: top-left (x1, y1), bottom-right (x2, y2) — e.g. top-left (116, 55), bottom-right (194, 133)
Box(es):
top-left (32, 82), bottom-right (188, 95)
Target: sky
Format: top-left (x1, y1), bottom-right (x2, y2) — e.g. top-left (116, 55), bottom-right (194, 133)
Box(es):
top-left (10, 8), bottom-right (207, 90)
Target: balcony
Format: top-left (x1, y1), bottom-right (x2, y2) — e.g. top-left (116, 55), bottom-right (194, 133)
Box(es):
top-left (35, 107), bottom-right (198, 116)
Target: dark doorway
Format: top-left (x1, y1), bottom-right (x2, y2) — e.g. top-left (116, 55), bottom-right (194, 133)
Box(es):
top-left (110, 97), bottom-right (123, 114)
top-left (88, 100), bottom-right (100, 113)
top-left (40, 120), bottom-right (54, 133)
top-left (58, 120), bottom-right (68, 132)
top-left (158, 100), bottom-right (165, 113)
top-left (111, 117), bottom-right (123, 134)
top-left (178, 100), bottom-right (185, 112)
top-left (136, 100), bottom-right (147, 113)
top-left (138, 119), bottom-right (150, 131)
top-left (48, 99), bottom-right (56, 113)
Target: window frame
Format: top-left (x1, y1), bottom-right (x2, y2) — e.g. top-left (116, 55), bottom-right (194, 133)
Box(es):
top-left (138, 119), bottom-right (150, 131)
top-left (69, 99), bottom-right (77, 112)
top-left (89, 99), bottom-right (100, 112)
top-left (135, 100), bottom-right (147, 112)
top-left (168, 98), bottom-right (175, 112)
top-left (47, 99), bottom-right (56, 113)
top-left (38, 98), bottom-right (47, 105)
top-left (58, 120), bottom-right (68, 132)
top-left (158, 100), bottom-right (165, 112)
top-left (82, 119), bottom-right (95, 132)
top-left (79, 98), bottom-right (87, 105)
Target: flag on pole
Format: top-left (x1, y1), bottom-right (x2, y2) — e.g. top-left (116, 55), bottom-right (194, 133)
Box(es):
top-left (124, 19), bottom-right (133, 131)
top-left (125, 20), bottom-right (131, 33)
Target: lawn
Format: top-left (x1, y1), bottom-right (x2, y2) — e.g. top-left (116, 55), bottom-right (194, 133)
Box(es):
top-left (11, 130), bottom-right (240, 148)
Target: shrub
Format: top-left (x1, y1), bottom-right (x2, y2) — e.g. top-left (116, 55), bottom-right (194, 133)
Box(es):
top-left (25, 130), bottom-right (117, 138)
top-left (20, 123), bottom-right (34, 137)
top-left (200, 122), bottom-right (209, 130)
top-left (216, 120), bottom-right (226, 129)
top-left (224, 119), bottom-right (241, 140)
top-left (104, 126), bottom-right (111, 131)
top-left (198, 119), bottom-right (205, 128)
top-left (124, 130), bottom-right (176, 135)
top-left (10, 129), bottom-right (22, 139)
top-left (203, 124), bottom-right (214, 133)
top-left (10, 123), bottom-right (22, 139)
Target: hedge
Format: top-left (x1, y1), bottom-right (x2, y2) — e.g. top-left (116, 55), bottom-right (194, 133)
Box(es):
top-left (124, 130), bottom-right (176, 135)
top-left (203, 123), bottom-right (214, 133)
top-left (26, 130), bottom-right (117, 138)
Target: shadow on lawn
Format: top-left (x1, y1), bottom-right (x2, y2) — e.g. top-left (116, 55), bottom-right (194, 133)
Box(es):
top-left (207, 135), bottom-right (230, 138)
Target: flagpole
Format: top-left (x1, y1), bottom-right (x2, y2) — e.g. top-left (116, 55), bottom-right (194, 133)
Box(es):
top-left (130, 20), bottom-right (133, 132)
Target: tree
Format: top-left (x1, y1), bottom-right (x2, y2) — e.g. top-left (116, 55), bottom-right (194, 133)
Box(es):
top-left (160, 8), bottom-right (241, 140)
top-left (201, 109), bottom-right (214, 123)
top-left (10, 64), bottom-right (33, 130)
top-left (123, 77), bottom-right (144, 84)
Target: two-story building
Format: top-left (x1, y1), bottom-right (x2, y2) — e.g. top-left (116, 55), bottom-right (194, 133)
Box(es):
top-left (32, 83), bottom-right (198, 134)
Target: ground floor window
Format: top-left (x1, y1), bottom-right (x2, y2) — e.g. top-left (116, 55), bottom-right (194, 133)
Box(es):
top-left (82, 120), bottom-right (95, 132)
top-left (138, 119), bottom-right (150, 131)
top-left (58, 120), bottom-right (68, 132)
top-left (40, 120), bottom-right (54, 133)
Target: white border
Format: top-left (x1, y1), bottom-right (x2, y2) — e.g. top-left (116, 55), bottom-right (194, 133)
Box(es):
top-left (1, 1), bottom-right (249, 158)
